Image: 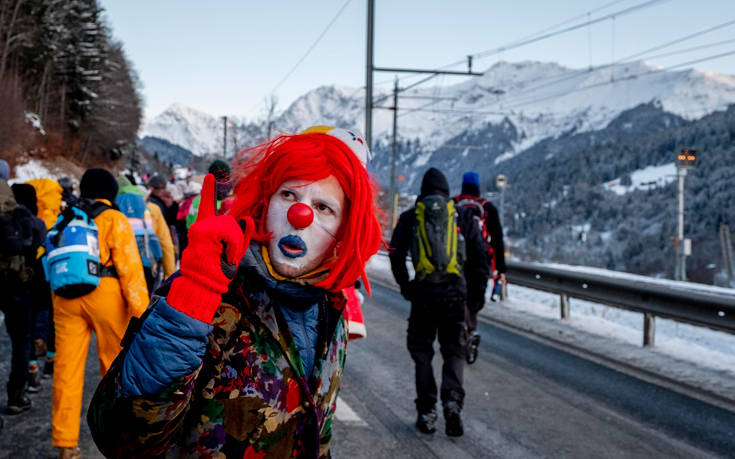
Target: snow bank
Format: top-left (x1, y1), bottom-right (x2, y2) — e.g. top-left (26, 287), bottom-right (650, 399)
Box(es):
top-left (505, 284), bottom-right (735, 376)
top-left (11, 160), bottom-right (57, 183)
top-left (366, 254), bottom-right (735, 381)
top-left (603, 162), bottom-right (677, 195)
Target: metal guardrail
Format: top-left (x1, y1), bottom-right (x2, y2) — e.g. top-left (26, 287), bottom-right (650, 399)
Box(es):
top-left (506, 260), bottom-right (735, 346)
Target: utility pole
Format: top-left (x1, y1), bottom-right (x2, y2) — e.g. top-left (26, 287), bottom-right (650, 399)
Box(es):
top-left (365, 2), bottom-right (482, 228)
top-left (365, 0), bottom-right (374, 149)
top-left (496, 174), bottom-right (507, 229)
top-left (675, 149), bottom-right (696, 281)
top-left (390, 78), bottom-right (399, 228)
top-left (222, 116), bottom-right (228, 158)
top-left (496, 174), bottom-right (508, 300)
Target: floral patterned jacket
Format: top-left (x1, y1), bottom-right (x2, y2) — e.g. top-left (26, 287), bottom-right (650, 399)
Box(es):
top-left (88, 245), bottom-right (348, 458)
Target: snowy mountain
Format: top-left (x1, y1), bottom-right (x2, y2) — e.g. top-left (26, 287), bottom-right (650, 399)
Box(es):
top-left (141, 103), bottom-right (227, 157)
top-left (139, 60), bottom-right (735, 283)
top-left (141, 60), bottom-right (735, 188)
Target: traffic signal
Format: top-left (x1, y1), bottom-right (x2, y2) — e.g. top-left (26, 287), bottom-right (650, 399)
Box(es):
top-left (677, 149), bottom-right (696, 167)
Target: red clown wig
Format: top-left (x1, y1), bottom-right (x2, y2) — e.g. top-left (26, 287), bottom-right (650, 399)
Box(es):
top-left (228, 131), bottom-right (382, 294)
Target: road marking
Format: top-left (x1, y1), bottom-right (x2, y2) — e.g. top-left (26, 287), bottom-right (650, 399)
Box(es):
top-left (335, 396), bottom-right (368, 426)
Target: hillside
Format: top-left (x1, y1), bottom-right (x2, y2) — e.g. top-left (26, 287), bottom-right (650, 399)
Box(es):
top-left (491, 102), bottom-right (735, 283)
top-left (140, 60), bottom-right (735, 283)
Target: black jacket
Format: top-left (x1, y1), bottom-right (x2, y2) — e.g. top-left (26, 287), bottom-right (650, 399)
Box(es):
top-left (389, 168), bottom-right (487, 303)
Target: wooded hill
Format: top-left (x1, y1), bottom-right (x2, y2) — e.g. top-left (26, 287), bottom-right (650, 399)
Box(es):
top-left (0, 0), bottom-right (142, 165)
top-left (489, 102), bottom-right (735, 284)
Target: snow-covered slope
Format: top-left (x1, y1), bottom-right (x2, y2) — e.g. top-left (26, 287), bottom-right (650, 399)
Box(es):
top-left (142, 60), bottom-right (735, 161)
top-left (141, 103), bottom-right (225, 157)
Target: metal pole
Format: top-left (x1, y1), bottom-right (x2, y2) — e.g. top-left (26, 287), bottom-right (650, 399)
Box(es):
top-left (223, 116), bottom-right (227, 158)
top-left (365, 0), bottom-right (374, 149)
top-left (500, 186), bottom-right (505, 229)
top-left (560, 293), bottom-right (570, 320)
top-left (677, 167), bottom-right (687, 281)
top-left (390, 78), bottom-right (398, 228)
top-left (643, 313), bottom-right (655, 346)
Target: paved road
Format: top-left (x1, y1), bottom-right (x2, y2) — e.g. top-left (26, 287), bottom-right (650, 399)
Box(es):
top-left (330, 284), bottom-right (735, 459)
top-left (0, 329), bottom-right (103, 459)
top-left (2, 284), bottom-right (733, 458)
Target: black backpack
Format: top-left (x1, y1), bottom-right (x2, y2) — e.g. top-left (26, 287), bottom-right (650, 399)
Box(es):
top-left (0, 180), bottom-right (33, 280)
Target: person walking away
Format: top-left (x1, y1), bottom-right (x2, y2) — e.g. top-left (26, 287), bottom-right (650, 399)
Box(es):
top-left (26, 178), bottom-right (63, 230)
top-left (58, 177), bottom-right (78, 209)
top-left (174, 180), bottom-right (201, 253)
top-left (10, 184), bottom-right (51, 393)
top-left (454, 171), bottom-right (506, 363)
top-left (0, 164), bottom-right (44, 416)
top-left (185, 160), bottom-right (233, 229)
top-left (118, 175), bottom-right (175, 291)
top-left (49, 168), bottom-right (149, 459)
top-left (147, 175), bottom-right (180, 259)
top-left (389, 167), bottom-right (486, 437)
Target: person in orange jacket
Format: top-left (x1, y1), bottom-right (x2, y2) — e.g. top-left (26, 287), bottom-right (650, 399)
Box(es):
top-left (26, 178), bottom-right (63, 230)
top-left (51, 168), bottom-right (149, 459)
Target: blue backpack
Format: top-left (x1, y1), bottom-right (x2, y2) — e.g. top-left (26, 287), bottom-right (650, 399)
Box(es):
top-left (117, 193), bottom-right (163, 269)
top-left (45, 200), bottom-right (112, 299)
top-left (43, 200), bottom-right (117, 298)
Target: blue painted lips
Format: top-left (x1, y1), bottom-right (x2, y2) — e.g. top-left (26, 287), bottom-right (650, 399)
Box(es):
top-left (278, 235), bottom-right (307, 258)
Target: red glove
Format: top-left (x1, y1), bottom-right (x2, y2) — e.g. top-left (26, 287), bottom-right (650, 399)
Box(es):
top-left (167, 174), bottom-right (251, 323)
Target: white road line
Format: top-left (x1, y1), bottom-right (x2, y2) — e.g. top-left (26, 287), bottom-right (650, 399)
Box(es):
top-left (335, 396), bottom-right (368, 426)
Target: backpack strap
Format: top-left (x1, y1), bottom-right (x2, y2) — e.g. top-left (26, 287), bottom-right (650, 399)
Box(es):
top-left (49, 207), bottom-right (76, 247)
top-left (82, 200), bottom-right (113, 220)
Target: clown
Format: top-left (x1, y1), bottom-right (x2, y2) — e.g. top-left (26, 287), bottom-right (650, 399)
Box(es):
top-left (88, 127), bottom-right (381, 459)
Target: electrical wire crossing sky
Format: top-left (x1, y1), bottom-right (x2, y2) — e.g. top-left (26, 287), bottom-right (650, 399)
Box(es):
top-left (99, 0), bottom-right (735, 120)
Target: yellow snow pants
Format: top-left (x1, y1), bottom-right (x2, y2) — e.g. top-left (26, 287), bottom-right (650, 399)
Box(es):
top-left (51, 277), bottom-right (135, 448)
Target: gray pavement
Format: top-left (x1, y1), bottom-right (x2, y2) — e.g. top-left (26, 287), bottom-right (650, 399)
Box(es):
top-left (0, 329), bottom-right (103, 459)
top-left (330, 285), bottom-right (735, 459)
top-left (1, 285), bottom-right (733, 458)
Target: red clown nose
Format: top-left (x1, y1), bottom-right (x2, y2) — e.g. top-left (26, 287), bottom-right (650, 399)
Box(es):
top-left (287, 203), bottom-right (314, 229)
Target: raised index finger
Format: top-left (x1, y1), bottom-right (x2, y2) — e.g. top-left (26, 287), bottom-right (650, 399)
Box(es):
top-left (197, 173), bottom-right (216, 222)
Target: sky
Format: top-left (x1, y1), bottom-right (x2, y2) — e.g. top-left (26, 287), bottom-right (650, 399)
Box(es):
top-left (99, 0), bottom-right (735, 121)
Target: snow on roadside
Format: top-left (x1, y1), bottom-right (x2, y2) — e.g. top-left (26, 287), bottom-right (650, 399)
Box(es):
top-left (366, 254), bottom-right (735, 379)
top-left (505, 284), bottom-right (735, 376)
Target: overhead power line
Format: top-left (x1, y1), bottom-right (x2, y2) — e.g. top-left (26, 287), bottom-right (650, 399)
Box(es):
top-left (246, 0), bottom-right (354, 116)
top-left (381, 0), bottom-right (668, 92)
top-left (269, 0), bottom-right (354, 95)
top-left (436, 0), bottom-right (669, 71)
top-left (622, 18), bottom-right (735, 61)
top-left (452, 17), bottom-right (735, 113)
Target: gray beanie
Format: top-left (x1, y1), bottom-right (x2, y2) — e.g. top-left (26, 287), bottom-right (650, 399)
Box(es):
top-left (0, 160), bottom-right (9, 181)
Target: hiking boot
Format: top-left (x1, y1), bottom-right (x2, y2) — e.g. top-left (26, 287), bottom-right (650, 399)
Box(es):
top-left (416, 408), bottom-right (437, 434)
top-left (444, 401), bottom-right (464, 437)
top-left (34, 339), bottom-right (47, 358)
top-left (6, 388), bottom-right (31, 415)
top-left (27, 362), bottom-right (41, 393)
top-left (466, 332), bottom-right (480, 364)
top-left (58, 446), bottom-right (81, 459)
top-left (43, 357), bottom-right (54, 379)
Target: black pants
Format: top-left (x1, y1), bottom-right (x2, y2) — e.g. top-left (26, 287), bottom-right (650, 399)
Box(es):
top-left (466, 275), bottom-right (489, 333)
top-left (1, 291), bottom-right (32, 394)
top-left (407, 299), bottom-right (467, 413)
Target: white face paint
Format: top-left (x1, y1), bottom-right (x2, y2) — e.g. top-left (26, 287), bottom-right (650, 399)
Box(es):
top-left (265, 176), bottom-right (346, 278)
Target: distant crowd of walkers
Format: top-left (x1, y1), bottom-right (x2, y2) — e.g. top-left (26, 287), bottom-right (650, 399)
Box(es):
top-left (0, 158), bottom-right (231, 459)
